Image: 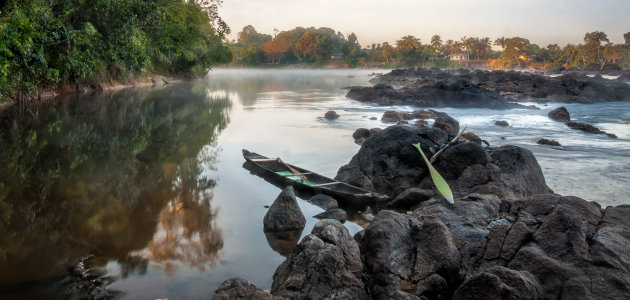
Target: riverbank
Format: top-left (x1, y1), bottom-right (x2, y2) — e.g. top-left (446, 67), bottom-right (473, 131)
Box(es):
top-left (214, 112), bottom-right (630, 299)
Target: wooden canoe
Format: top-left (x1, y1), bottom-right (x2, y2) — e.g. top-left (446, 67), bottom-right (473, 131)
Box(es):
top-left (242, 149), bottom-right (389, 207)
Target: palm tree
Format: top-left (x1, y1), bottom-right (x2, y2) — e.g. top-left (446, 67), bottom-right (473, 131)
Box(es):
top-left (431, 35), bottom-right (443, 49)
top-left (584, 31), bottom-right (609, 58)
top-left (494, 36), bottom-right (507, 50)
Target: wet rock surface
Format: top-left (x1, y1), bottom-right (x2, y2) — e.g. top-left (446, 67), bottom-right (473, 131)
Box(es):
top-left (348, 68), bottom-right (630, 108)
top-left (537, 138), bottom-right (561, 146)
top-left (324, 110), bottom-right (340, 120)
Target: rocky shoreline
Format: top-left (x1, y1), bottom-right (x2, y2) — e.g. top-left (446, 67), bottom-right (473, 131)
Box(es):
top-left (346, 68), bottom-right (630, 108)
top-left (214, 112), bottom-right (630, 299)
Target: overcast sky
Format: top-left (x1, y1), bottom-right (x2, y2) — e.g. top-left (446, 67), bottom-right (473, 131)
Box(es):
top-left (219, 0), bottom-right (630, 47)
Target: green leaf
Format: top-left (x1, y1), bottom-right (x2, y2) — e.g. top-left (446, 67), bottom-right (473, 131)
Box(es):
top-left (413, 142), bottom-right (454, 204)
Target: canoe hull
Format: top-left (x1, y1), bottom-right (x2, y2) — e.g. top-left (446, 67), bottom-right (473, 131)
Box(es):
top-left (242, 149), bottom-right (389, 208)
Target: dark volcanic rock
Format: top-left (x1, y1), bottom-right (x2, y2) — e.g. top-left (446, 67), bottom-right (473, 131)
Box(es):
top-left (487, 146), bottom-right (552, 198)
top-left (602, 63), bottom-right (622, 72)
top-left (433, 115), bottom-right (460, 137)
top-left (263, 186), bottom-right (306, 232)
top-left (309, 194), bottom-right (338, 210)
top-left (434, 142), bottom-right (489, 180)
top-left (272, 220), bottom-right (368, 299)
top-left (352, 128), bottom-right (371, 140)
top-left (584, 63), bottom-right (601, 71)
top-left (335, 125), bottom-right (449, 197)
top-left (387, 187), bottom-right (433, 209)
top-left (324, 110), bottom-right (340, 120)
top-left (495, 120), bottom-right (509, 126)
top-left (453, 266), bottom-right (542, 300)
top-left (213, 278), bottom-right (275, 300)
top-left (314, 208), bottom-right (347, 223)
top-left (537, 138), bottom-right (561, 146)
top-left (548, 106), bottom-right (570, 122)
top-left (566, 121), bottom-right (617, 138)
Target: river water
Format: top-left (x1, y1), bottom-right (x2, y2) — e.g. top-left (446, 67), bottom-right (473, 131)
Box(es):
top-left (0, 69), bottom-right (628, 299)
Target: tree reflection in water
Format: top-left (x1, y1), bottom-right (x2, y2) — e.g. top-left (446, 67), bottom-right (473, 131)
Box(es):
top-left (133, 156), bottom-right (225, 276)
top-left (0, 81), bottom-right (231, 297)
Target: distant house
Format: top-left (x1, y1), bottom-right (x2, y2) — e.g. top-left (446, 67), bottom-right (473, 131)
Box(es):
top-left (449, 53), bottom-right (469, 61)
top-left (330, 53), bottom-right (344, 60)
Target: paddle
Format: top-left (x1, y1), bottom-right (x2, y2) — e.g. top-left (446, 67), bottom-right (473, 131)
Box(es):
top-left (276, 157), bottom-right (308, 180)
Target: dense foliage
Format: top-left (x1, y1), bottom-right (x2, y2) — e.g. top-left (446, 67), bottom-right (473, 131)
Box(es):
top-left (229, 25), bottom-right (630, 71)
top-left (0, 0), bottom-right (232, 102)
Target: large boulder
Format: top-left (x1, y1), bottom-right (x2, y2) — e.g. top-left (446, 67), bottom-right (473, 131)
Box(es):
top-left (271, 220), bottom-right (368, 299)
top-left (335, 125), bottom-right (449, 197)
top-left (263, 186), bottom-right (306, 232)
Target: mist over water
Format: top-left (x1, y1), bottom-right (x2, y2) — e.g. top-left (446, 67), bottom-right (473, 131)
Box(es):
top-left (0, 68), bottom-right (628, 299)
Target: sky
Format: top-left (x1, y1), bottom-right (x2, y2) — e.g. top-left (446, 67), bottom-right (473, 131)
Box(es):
top-left (219, 0), bottom-right (630, 47)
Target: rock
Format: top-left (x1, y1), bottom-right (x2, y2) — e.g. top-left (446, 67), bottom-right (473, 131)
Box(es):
top-left (433, 115), bottom-right (460, 136)
top-left (314, 208), bottom-right (347, 223)
top-left (434, 142), bottom-right (489, 180)
top-left (263, 186), bottom-right (306, 232)
top-left (387, 187), bottom-right (433, 209)
top-left (453, 266), bottom-right (543, 300)
top-left (617, 74), bottom-right (630, 82)
top-left (487, 145), bottom-right (552, 198)
top-left (548, 106), bottom-right (570, 122)
top-left (352, 128), bottom-right (371, 140)
top-left (484, 222), bottom-right (511, 260)
top-left (537, 138), bottom-right (561, 146)
top-left (265, 229), bottom-right (304, 257)
top-left (460, 132), bottom-right (482, 144)
top-left (381, 110), bottom-right (412, 122)
top-left (324, 110), bottom-right (340, 120)
top-left (566, 121), bottom-right (617, 138)
top-left (335, 125), bottom-right (449, 197)
top-left (584, 63), bottom-right (601, 71)
top-left (309, 194), bottom-right (338, 210)
top-left (271, 220), bottom-right (368, 299)
top-left (213, 278), bottom-right (275, 300)
top-left (495, 120), bottom-right (509, 126)
top-left (602, 63), bottom-right (622, 72)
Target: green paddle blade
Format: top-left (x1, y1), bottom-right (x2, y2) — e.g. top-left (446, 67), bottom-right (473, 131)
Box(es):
top-left (413, 143), bottom-right (454, 204)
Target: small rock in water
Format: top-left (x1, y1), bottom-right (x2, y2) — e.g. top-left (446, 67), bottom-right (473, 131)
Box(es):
top-left (548, 107), bottom-right (571, 123)
top-left (537, 139), bottom-right (561, 146)
top-left (263, 186), bottom-right (306, 232)
top-left (495, 120), bottom-right (509, 127)
top-left (324, 110), bottom-right (340, 120)
top-left (264, 205), bottom-right (270, 208)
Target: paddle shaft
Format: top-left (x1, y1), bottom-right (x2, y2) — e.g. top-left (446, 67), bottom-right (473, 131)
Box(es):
top-left (276, 158), bottom-right (308, 180)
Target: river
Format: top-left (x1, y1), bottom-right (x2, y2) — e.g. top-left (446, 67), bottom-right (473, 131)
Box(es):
top-left (0, 69), bottom-right (628, 299)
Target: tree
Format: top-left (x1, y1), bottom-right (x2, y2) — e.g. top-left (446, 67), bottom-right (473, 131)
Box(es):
top-left (395, 35), bottom-right (421, 65)
top-left (473, 37), bottom-right (491, 60)
top-left (603, 44), bottom-right (624, 63)
top-left (493, 37), bottom-right (531, 68)
top-left (494, 36), bottom-right (507, 50)
top-left (262, 39), bottom-right (288, 63)
top-left (431, 35), bottom-right (442, 51)
top-left (624, 32), bottom-right (630, 49)
top-left (381, 42), bottom-right (394, 63)
top-left (295, 31), bottom-right (332, 62)
top-left (563, 44), bottom-right (578, 66)
top-left (584, 31), bottom-right (609, 58)
top-left (237, 25), bottom-right (271, 47)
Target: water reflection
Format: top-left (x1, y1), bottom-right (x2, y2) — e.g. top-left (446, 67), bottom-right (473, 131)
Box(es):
top-left (0, 81), bottom-right (231, 297)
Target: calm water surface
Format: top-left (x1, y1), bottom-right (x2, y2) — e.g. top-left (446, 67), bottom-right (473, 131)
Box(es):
top-left (0, 69), bottom-right (628, 299)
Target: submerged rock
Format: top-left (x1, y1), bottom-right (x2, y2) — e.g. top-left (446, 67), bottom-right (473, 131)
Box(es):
top-left (324, 110), bottom-right (340, 120)
top-left (494, 120), bottom-right (509, 126)
top-left (263, 186), bottom-right (306, 232)
top-left (537, 138), bottom-right (561, 146)
top-left (566, 121), bottom-right (617, 138)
